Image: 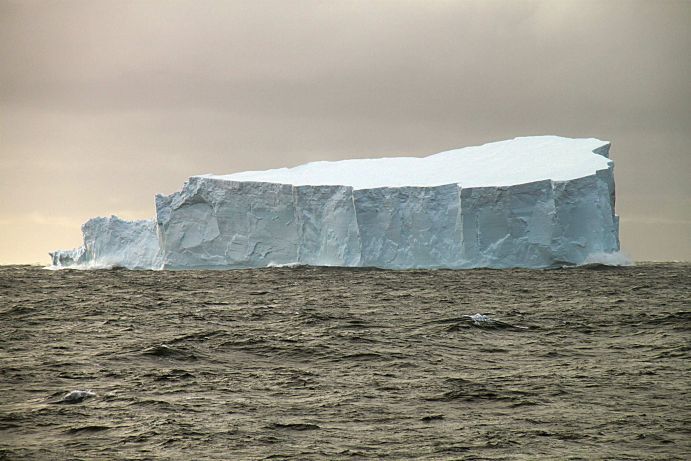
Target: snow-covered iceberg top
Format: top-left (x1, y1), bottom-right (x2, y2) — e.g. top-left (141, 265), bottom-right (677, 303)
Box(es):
top-left (206, 136), bottom-right (612, 189)
top-left (50, 136), bottom-right (623, 270)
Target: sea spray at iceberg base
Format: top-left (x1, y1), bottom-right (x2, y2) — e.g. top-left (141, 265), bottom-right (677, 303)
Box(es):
top-left (50, 136), bottom-right (623, 270)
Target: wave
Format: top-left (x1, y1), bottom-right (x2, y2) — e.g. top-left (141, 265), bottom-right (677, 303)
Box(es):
top-left (580, 251), bottom-right (633, 267)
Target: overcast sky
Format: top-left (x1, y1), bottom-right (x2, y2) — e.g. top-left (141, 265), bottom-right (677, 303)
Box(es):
top-left (1, 0), bottom-right (689, 264)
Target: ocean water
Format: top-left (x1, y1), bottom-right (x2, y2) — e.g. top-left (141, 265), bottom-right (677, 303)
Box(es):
top-left (0, 263), bottom-right (689, 460)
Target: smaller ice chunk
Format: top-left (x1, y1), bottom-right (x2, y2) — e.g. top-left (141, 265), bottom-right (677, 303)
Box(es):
top-left (463, 313), bottom-right (528, 330)
top-left (56, 390), bottom-right (96, 404)
top-left (467, 313), bottom-right (495, 326)
top-left (50, 216), bottom-right (161, 269)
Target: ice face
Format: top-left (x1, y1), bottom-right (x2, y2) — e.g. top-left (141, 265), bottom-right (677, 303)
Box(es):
top-left (50, 136), bottom-right (621, 270)
top-left (50, 216), bottom-right (162, 269)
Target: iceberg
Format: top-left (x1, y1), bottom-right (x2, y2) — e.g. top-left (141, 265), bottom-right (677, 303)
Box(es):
top-left (50, 136), bottom-right (621, 270)
top-left (50, 216), bottom-right (161, 269)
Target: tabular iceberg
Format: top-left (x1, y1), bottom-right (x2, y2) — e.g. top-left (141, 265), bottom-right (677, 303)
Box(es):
top-left (50, 136), bottom-right (621, 270)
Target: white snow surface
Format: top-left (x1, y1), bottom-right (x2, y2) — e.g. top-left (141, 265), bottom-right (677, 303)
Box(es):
top-left (206, 136), bottom-right (612, 189)
top-left (50, 136), bottom-right (622, 270)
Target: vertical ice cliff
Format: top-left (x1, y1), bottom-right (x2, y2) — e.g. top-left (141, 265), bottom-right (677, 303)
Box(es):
top-left (50, 216), bottom-right (162, 269)
top-left (51, 136), bottom-right (622, 269)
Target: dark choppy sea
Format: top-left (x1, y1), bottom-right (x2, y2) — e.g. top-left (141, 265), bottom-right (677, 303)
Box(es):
top-left (0, 263), bottom-right (689, 460)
